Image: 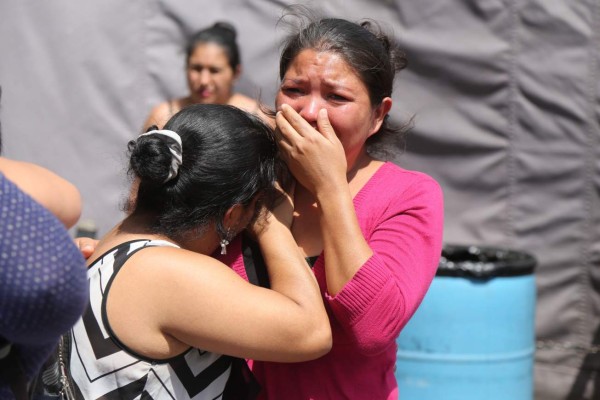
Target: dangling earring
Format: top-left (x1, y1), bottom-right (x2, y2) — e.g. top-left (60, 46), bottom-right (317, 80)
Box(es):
top-left (220, 228), bottom-right (232, 255)
top-left (220, 238), bottom-right (230, 255)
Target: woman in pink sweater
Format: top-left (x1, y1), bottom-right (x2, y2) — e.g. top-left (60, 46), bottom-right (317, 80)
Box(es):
top-left (220, 10), bottom-right (445, 400)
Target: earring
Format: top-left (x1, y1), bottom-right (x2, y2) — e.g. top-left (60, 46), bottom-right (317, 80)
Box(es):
top-left (220, 238), bottom-right (230, 255)
top-left (220, 227), bottom-right (232, 255)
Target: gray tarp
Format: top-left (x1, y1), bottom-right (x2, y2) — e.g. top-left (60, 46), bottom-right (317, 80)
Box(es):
top-left (0, 1), bottom-right (598, 398)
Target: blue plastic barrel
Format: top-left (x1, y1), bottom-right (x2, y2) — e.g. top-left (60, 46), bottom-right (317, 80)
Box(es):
top-left (395, 244), bottom-right (537, 400)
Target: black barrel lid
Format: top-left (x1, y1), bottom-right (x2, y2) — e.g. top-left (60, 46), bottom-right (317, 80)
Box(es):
top-left (437, 244), bottom-right (536, 279)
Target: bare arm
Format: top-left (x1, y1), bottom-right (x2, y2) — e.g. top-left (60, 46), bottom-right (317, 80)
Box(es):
top-left (109, 243), bottom-right (330, 363)
top-left (0, 157), bottom-right (82, 228)
top-left (109, 189), bottom-right (331, 362)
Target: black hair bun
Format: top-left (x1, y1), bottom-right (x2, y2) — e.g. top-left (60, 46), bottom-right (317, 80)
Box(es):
top-left (212, 21), bottom-right (237, 40)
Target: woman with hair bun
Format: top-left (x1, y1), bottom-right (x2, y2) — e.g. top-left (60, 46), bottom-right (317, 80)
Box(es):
top-left (143, 22), bottom-right (266, 130)
top-left (67, 104), bottom-right (331, 400)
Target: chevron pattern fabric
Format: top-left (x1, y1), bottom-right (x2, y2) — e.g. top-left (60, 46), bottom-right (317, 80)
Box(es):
top-left (69, 239), bottom-right (236, 400)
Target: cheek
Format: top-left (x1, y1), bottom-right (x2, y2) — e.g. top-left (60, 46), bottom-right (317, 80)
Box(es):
top-left (188, 72), bottom-right (203, 86)
top-left (275, 92), bottom-right (287, 110)
top-left (324, 109), bottom-right (348, 136)
top-left (217, 71), bottom-right (235, 85)
top-left (275, 94), bottom-right (304, 113)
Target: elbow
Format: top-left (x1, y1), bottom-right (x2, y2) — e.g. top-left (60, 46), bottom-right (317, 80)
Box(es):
top-left (57, 183), bottom-right (83, 228)
top-left (311, 323), bottom-right (333, 358)
top-left (293, 322), bottom-right (332, 362)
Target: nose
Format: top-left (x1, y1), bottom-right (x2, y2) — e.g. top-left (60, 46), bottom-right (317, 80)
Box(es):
top-left (199, 69), bottom-right (211, 86)
top-left (298, 95), bottom-right (322, 125)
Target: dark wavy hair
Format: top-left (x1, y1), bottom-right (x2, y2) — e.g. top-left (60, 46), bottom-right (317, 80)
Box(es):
top-left (126, 104), bottom-right (285, 240)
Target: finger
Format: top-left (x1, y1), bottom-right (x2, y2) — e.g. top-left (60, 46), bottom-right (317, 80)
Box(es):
top-left (74, 237), bottom-right (97, 259)
top-left (275, 112), bottom-right (298, 158)
top-left (280, 104), bottom-right (314, 137)
top-left (274, 130), bottom-right (293, 159)
top-left (275, 110), bottom-right (297, 143)
top-left (317, 109), bottom-right (337, 142)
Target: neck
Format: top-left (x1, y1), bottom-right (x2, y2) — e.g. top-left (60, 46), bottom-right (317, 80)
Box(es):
top-left (114, 213), bottom-right (219, 255)
top-left (346, 151), bottom-right (373, 183)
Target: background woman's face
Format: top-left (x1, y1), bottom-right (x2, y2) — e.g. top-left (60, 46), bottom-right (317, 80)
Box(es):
top-left (187, 43), bottom-right (236, 105)
top-left (276, 49), bottom-right (381, 167)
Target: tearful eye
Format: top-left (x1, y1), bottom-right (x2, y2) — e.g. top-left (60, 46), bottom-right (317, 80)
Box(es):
top-left (329, 94), bottom-right (348, 102)
top-left (282, 87), bottom-right (302, 96)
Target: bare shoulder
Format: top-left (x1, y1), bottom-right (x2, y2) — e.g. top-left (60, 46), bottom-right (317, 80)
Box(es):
top-left (229, 93), bottom-right (259, 113)
top-left (143, 99), bottom-right (181, 131)
top-left (105, 244), bottom-right (244, 359)
top-left (127, 245), bottom-right (240, 286)
top-left (229, 93), bottom-right (274, 126)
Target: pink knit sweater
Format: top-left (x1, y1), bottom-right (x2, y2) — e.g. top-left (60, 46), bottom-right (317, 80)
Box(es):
top-left (220, 162), bottom-right (444, 400)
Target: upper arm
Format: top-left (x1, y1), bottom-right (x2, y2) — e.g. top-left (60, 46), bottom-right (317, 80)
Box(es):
top-left (0, 157), bottom-right (82, 228)
top-left (110, 247), bottom-right (328, 362)
top-left (327, 176), bottom-right (444, 352)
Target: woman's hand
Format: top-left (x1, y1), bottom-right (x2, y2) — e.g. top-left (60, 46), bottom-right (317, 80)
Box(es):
top-left (74, 237), bottom-right (98, 259)
top-left (275, 104), bottom-right (347, 195)
top-left (248, 180), bottom-right (295, 240)
top-left (271, 180), bottom-right (295, 230)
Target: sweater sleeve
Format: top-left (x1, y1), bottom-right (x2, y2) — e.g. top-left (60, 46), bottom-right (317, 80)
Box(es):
top-left (0, 174), bottom-right (88, 346)
top-left (325, 171), bottom-right (444, 355)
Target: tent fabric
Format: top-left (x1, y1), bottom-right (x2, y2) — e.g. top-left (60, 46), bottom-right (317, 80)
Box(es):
top-left (0, 1), bottom-right (598, 398)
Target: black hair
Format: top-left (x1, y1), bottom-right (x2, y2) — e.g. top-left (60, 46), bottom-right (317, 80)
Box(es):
top-left (127, 104), bottom-right (283, 240)
top-left (278, 7), bottom-right (409, 157)
top-left (185, 22), bottom-right (241, 71)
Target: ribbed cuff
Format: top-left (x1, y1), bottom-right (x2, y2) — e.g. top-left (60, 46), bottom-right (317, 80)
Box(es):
top-left (326, 254), bottom-right (392, 325)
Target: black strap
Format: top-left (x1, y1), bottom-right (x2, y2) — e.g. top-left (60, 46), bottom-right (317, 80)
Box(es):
top-left (221, 357), bottom-right (261, 400)
top-left (0, 338), bottom-right (28, 400)
top-left (241, 233), bottom-right (271, 288)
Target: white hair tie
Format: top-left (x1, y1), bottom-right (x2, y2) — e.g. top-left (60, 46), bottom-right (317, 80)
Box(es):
top-left (138, 129), bottom-right (183, 183)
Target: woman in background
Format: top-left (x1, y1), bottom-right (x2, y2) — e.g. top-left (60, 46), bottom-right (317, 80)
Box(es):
top-left (143, 22), bottom-right (266, 130)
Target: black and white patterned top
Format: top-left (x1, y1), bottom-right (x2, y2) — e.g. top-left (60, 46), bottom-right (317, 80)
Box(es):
top-left (69, 239), bottom-right (257, 399)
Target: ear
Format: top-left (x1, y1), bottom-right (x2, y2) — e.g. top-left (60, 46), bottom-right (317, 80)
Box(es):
top-left (233, 65), bottom-right (242, 80)
top-left (222, 197), bottom-right (259, 233)
top-left (369, 97), bottom-right (393, 137)
top-left (222, 204), bottom-right (244, 232)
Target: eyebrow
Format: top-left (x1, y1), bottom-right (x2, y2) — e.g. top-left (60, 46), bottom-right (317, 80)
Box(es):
top-left (282, 77), bottom-right (351, 92)
top-left (281, 77), bottom-right (307, 85)
top-left (321, 79), bottom-right (347, 90)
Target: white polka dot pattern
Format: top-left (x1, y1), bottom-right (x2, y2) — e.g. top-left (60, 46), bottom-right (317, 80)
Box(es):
top-left (0, 174), bottom-right (88, 395)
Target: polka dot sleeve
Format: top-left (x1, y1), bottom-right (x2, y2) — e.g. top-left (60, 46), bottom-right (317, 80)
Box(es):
top-left (0, 173), bottom-right (88, 349)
